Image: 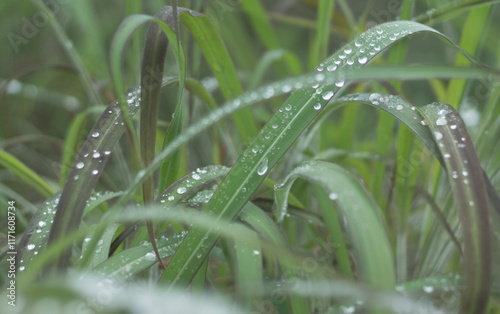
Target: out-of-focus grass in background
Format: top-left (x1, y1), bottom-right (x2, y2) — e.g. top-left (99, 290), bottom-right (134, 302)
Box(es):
top-left (1, 0), bottom-right (500, 313)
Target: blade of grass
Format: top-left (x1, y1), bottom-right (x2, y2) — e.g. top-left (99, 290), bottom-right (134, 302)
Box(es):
top-left (0, 150), bottom-right (54, 198)
top-left (274, 161), bottom-right (395, 289)
top-left (240, 0), bottom-right (298, 76)
top-left (32, 0), bottom-right (100, 105)
top-left (445, 4), bottom-right (492, 109)
top-left (413, 0), bottom-right (500, 25)
top-left (140, 6), bottom-right (175, 268)
top-left (309, 0), bottom-right (335, 70)
top-left (179, 9), bottom-right (258, 144)
top-left (420, 102), bottom-right (491, 313)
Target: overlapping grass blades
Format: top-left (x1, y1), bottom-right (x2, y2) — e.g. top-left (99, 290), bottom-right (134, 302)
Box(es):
top-left (155, 20), bottom-right (488, 290)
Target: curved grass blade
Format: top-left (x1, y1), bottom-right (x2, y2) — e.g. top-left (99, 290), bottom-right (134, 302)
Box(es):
top-left (249, 49), bottom-right (302, 90)
top-left (274, 161), bottom-right (396, 289)
top-left (0, 150), bottom-right (55, 198)
top-left (48, 85), bottom-right (143, 271)
top-left (420, 102), bottom-right (491, 313)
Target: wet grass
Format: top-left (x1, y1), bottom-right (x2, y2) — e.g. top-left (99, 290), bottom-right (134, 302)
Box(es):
top-left (1, 0), bottom-right (500, 313)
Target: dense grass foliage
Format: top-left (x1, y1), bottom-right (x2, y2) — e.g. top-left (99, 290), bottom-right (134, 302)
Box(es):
top-left (1, 0), bottom-right (500, 313)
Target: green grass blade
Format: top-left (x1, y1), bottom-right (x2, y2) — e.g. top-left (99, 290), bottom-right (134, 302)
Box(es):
top-left (414, 0), bottom-right (500, 25)
top-left (179, 9), bottom-right (258, 143)
top-left (32, 0), bottom-right (100, 105)
top-left (309, 0), bottom-right (335, 70)
top-left (16, 193), bottom-right (61, 275)
top-left (240, 0), bottom-right (298, 76)
top-left (445, 5), bottom-right (492, 109)
top-left (420, 102), bottom-right (491, 313)
top-left (79, 223), bottom-right (121, 269)
top-left (274, 161), bottom-right (395, 289)
top-left (48, 86), bottom-right (143, 271)
top-left (0, 150), bottom-right (54, 198)
top-left (233, 229), bottom-right (263, 308)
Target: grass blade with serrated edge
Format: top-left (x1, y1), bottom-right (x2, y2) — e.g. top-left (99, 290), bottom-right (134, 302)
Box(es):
top-left (420, 102), bottom-right (491, 314)
top-left (0, 150), bottom-right (54, 198)
top-left (275, 161), bottom-right (395, 289)
top-left (156, 21), bottom-right (442, 289)
top-left (179, 9), bottom-right (257, 144)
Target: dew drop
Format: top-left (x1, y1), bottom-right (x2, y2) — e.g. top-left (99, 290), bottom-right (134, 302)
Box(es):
top-left (27, 244), bottom-right (35, 250)
top-left (257, 159), bottom-right (269, 176)
top-left (313, 103), bottom-right (321, 110)
top-left (144, 252), bottom-right (156, 261)
top-left (423, 285), bottom-right (434, 293)
top-left (329, 193), bottom-right (338, 200)
top-left (358, 56), bottom-right (368, 64)
top-left (436, 117), bottom-right (447, 126)
top-left (38, 221), bottom-right (46, 228)
top-left (450, 124), bottom-right (457, 130)
top-left (93, 152), bottom-right (101, 158)
top-left (177, 187), bottom-right (187, 194)
top-left (76, 162), bottom-right (84, 169)
top-left (335, 81), bottom-right (345, 88)
top-left (434, 131), bottom-right (443, 140)
top-left (347, 59), bottom-right (354, 65)
top-left (344, 48), bottom-right (352, 54)
top-left (396, 104), bottom-right (403, 111)
top-left (285, 104), bottom-right (292, 111)
top-left (322, 91), bottom-right (334, 100)
top-left (315, 73), bottom-right (325, 82)
top-left (327, 64), bottom-right (337, 72)
top-left (19, 266), bottom-right (25, 272)
top-left (168, 195), bottom-right (175, 201)
top-left (104, 151), bottom-right (111, 155)
top-left (272, 123), bottom-right (278, 129)
top-left (462, 170), bottom-right (468, 176)
top-left (91, 131), bottom-right (100, 138)
top-left (92, 170), bottom-right (99, 175)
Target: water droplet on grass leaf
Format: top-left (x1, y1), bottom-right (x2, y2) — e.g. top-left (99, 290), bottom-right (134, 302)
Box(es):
top-left (76, 162), bottom-right (84, 169)
top-left (91, 131), bottom-right (100, 138)
top-left (257, 159), bottom-right (269, 176)
top-left (322, 91), bottom-right (334, 100)
top-left (144, 252), bottom-right (156, 261)
top-left (358, 57), bottom-right (368, 64)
